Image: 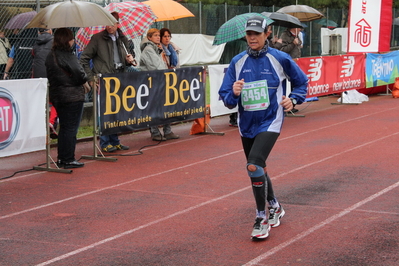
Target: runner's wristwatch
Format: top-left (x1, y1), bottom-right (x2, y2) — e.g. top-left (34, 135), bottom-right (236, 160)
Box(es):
top-left (290, 98), bottom-right (297, 107)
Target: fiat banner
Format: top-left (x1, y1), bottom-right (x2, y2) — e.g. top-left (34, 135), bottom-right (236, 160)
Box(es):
top-left (296, 54), bottom-right (365, 98)
top-left (99, 67), bottom-right (206, 136)
top-left (0, 79), bottom-right (47, 158)
top-left (348, 0), bottom-right (392, 52)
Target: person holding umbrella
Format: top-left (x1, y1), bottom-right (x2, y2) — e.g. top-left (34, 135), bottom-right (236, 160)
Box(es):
top-left (278, 27), bottom-right (303, 59)
top-left (218, 16), bottom-right (308, 240)
top-left (80, 11), bottom-right (134, 153)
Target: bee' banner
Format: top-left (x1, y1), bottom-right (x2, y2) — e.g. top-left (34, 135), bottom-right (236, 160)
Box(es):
top-left (98, 67), bottom-right (206, 136)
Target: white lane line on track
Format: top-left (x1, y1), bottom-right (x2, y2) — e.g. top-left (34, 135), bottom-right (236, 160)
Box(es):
top-left (0, 150), bottom-right (241, 220)
top-left (243, 180), bottom-right (399, 266)
top-left (4, 130), bottom-right (397, 221)
top-left (33, 131), bottom-right (399, 265)
top-left (34, 187), bottom-right (249, 266)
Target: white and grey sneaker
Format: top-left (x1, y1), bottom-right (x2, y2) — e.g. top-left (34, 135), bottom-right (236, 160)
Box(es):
top-left (268, 205), bottom-right (285, 228)
top-left (251, 217), bottom-right (270, 240)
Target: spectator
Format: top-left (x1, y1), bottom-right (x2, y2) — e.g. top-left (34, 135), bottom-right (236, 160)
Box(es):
top-left (278, 27), bottom-right (302, 59)
top-left (3, 28), bottom-right (36, 80)
top-left (32, 28), bottom-right (58, 139)
top-left (140, 28), bottom-right (179, 141)
top-left (0, 29), bottom-right (10, 78)
top-left (80, 11), bottom-right (133, 153)
top-left (45, 28), bottom-right (90, 169)
top-left (160, 28), bottom-right (181, 69)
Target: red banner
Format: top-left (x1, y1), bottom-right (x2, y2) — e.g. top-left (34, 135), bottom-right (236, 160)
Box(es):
top-left (296, 54), bottom-right (365, 98)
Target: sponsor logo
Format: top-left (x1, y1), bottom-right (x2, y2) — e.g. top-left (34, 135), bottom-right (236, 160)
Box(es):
top-left (243, 69), bottom-right (252, 73)
top-left (0, 87), bottom-right (20, 150)
top-left (371, 56), bottom-right (394, 78)
top-left (307, 58), bottom-right (323, 82)
top-left (354, 19), bottom-right (371, 47)
top-left (340, 56), bottom-right (355, 77)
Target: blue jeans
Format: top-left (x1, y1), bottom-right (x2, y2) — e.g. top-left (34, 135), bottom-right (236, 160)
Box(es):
top-left (53, 101), bottom-right (84, 162)
top-left (100, 134), bottom-right (120, 148)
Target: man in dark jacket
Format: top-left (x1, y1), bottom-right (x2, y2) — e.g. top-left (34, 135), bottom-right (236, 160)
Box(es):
top-left (32, 28), bottom-right (53, 78)
top-left (80, 11), bottom-right (134, 153)
top-left (32, 28), bottom-right (58, 138)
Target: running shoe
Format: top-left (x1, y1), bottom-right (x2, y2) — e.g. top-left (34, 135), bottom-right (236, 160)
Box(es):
top-left (268, 205), bottom-right (285, 228)
top-left (251, 217), bottom-right (270, 240)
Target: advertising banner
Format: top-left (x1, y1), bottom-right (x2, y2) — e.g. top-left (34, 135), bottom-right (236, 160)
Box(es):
top-left (296, 54), bottom-right (365, 97)
top-left (348, 0), bottom-right (392, 52)
top-left (0, 79), bottom-right (47, 158)
top-left (365, 51), bottom-right (399, 88)
top-left (99, 67), bottom-right (205, 136)
top-left (208, 64), bottom-right (237, 118)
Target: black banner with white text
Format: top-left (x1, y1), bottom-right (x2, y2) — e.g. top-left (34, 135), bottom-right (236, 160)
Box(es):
top-left (99, 67), bottom-right (206, 136)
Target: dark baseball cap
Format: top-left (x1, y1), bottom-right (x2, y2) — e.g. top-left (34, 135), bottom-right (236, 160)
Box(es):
top-left (245, 16), bottom-right (267, 33)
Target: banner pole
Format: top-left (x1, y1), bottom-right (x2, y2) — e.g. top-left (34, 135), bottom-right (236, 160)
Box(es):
top-left (81, 74), bottom-right (117, 162)
top-left (33, 84), bottom-right (72, 173)
top-left (199, 67), bottom-right (224, 136)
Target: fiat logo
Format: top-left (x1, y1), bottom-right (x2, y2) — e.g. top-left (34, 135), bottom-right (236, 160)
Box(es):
top-left (0, 87), bottom-right (20, 150)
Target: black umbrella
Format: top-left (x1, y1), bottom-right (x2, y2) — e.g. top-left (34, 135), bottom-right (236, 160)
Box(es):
top-left (262, 12), bottom-right (303, 29)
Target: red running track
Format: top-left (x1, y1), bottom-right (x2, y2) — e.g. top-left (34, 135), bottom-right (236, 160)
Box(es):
top-left (1, 95), bottom-right (398, 265)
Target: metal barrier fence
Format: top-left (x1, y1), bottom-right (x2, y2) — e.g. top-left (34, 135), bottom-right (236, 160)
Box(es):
top-left (0, 1), bottom-right (398, 79)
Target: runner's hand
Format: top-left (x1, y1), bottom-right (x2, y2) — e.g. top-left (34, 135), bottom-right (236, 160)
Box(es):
top-left (233, 79), bottom-right (244, 96)
top-left (281, 95), bottom-right (293, 112)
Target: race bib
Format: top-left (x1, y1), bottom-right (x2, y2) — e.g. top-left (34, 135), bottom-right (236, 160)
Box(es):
top-left (241, 80), bottom-right (269, 111)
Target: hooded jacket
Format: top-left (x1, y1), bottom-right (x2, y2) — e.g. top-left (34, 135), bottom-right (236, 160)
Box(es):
top-left (80, 28), bottom-right (130, 81)
top-left (218, 46), bottom-right (308, 138)
top-left (32, 32), bottom-right (53, 78)
top-left (139, 38), bottom-right (167, 71)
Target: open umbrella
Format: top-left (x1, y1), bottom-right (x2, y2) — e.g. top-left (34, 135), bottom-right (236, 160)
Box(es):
top-left (142, 0), bottom-right (194, 22)
top-left (5, 11), bottom-right (37, 29)
top-left (75, 1), bottom-right (157, 51)
top-left (314, 18), bottom-right (338, 28)
top-left (276, 5), bottom-right (324, 22)
top-left (262, 12), bottom-right (303, 28)
top-left (213, 13), bottom-right (274, 45)
top-left (26, 0), bottom-right (117, 29)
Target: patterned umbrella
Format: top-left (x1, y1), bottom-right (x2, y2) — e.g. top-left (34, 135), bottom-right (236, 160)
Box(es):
top-left (213, 13), bottom-right (274, 46)
top-left (5, 11), bottom-right (37, 29)
top-left (75, 1), bottom-right (157, 51)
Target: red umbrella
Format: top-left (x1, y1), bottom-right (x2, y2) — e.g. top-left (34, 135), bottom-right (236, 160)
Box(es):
top-left (75, 1), bottom-right (156, 51)
top-left (5, 11), bottom-right (37, 29)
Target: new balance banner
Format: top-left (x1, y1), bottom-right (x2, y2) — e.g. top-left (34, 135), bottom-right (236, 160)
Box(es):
top-left (348, 0), bottom-right (392, 52)
top-left (99, 67), bottom-right (205, 136)
top-left (296, 54), bottom-right (365, 97)
top-left (0, 79), bottom-right (47, 158)
top-left (365, 51), bottom-right (399, 88)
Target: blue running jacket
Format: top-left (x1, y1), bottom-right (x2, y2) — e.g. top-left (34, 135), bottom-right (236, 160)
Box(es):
top-left (218, 47), bottom-right (309, 138)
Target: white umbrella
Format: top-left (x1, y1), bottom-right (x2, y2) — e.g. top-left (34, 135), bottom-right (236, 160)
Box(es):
top-left (26, 0), bottom-right (117, 29)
